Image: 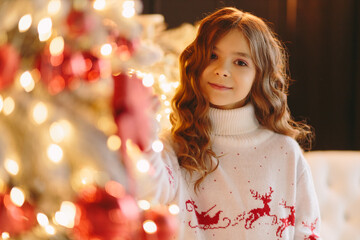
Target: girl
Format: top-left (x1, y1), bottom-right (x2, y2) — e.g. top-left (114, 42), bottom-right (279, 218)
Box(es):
top-left (136, 7), bottom-right (321, 240)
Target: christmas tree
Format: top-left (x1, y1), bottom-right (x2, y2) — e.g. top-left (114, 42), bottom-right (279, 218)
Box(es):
top-left (0, 0), bottom-right (186, 239)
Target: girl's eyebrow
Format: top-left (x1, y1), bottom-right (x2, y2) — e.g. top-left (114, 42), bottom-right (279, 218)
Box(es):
top-left (234, 52), bottom-right (251, 59)
top-left (213, 46), bottom-right (251, 59)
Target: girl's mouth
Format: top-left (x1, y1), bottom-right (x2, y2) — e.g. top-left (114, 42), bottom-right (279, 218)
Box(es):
top-left (208, 82), bottom-right (232, 90)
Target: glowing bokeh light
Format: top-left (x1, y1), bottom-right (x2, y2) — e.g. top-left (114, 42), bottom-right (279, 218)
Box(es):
top-left (47, 144), bottom-right (63, 163)
top-left (137, 200), bottom-right (151, 210)
top-left (93, 0), bottom-right (106, 10)
top-left (3, 96), bottom-right (15, 115)
top-left (32, 102), bottom-right (48, 124)
top-left (142, 74), bottom-right (154, 87)
top-left (143, 220), bottom-right (157, 234)
top-left (38, 17), bottom-right (52, 41)
top-left (136, 159), bottom-right (150, 173)
top-left (107, 135), bottom-right (121, 151)
top-left (20, 71), bottom-right (35, 92)
top-left (10, 187), bottom-right (25, 207)
top-left (49, 120), bottom-right (71, 143)
top-left (100, 43), bottom-right (112, 56)
top-left (48, 0), bottom-right (61, 15)
top-left (4, 158), bottom-right (19, 175)
top-left (18, 14), bottom-right (32, 32)
top-left (122, 1), bottom-right (136, 18)
top-left (49, 36), bottom-right (64, 56)
top-left (169, 204), bottom-right (180, 215)
top-left (37, 213), bottom-right (49, 227)
top-left (152, 140), bottom-right (164, 153)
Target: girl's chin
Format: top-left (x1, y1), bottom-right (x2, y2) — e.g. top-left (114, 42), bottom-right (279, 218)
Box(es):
top-left (209, 99), bottom-right (248, 110)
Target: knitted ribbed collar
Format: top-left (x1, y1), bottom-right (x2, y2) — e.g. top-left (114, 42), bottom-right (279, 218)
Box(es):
top-left (209, 103), bottom-right (260, 136)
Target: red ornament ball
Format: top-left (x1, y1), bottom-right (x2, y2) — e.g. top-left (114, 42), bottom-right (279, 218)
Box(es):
top-left (79, 51), bottom-right (111, 82)
top-left (73, 181), bottom-right (140, 240)
top-left (140, 207), bottom-right (178, 240)
top-left (36, 46), bottom-right (83, 94)
top-left (0, 44), bottom-right (21, 91)
top-left (0, 192), bottom-right (36, 236)
top-left (66, 10), bottom-right (95, 37)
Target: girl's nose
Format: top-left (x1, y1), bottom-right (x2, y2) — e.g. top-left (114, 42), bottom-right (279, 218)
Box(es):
top-left (216, 72), bottom-right (228, 77)
top-left (214, 63), bottom-right (230, 77)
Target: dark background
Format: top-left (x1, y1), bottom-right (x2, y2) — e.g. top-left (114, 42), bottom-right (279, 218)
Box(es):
top-left (141, 0), bottom-right (360, 150)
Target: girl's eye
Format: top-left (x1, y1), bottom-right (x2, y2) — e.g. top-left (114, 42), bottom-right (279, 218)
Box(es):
top-left (210, 53), bottom-right (218, 59)
top-left (235, 60), bottom-right (247, 66)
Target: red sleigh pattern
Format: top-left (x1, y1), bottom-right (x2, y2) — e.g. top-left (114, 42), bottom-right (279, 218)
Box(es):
top-left (185, 186), bottom-right (318, 239)
top-left (245, 187), bottom-right (278, 229)
top-left (302, 218), bottom-right (320, 240)
top-left (277, 200), bottom-right (295, 237)
top-left (186, 200), bottom-right (231, 230)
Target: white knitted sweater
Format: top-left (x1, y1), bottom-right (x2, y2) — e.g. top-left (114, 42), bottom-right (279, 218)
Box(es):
top-left (136, 103), bottom-right (322, 240)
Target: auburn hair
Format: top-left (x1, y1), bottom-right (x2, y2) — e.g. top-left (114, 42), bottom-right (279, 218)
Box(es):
top-left (170, 7), bottom-right (313, 192)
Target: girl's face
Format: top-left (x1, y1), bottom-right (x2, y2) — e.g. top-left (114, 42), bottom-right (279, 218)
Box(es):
top-left (200, 29), bottom-right (256, 109)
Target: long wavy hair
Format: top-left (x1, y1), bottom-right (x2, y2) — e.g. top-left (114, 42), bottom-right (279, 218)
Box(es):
top-left (170, 7), bottom-right (313, 191)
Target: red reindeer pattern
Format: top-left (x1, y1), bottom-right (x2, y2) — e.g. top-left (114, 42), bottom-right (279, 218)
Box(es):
top-left (276, 200), bottom-right (295, 237)
top-left (302, 218), bottom-right (319, 240)
top-left (186, 200), bottom-right (231, 230)
top-left (245, 187), bottom-right (278, 229)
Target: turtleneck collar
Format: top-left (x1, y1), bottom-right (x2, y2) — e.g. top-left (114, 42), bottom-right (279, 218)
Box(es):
top-left (209, 103), bottom-right (260, 136)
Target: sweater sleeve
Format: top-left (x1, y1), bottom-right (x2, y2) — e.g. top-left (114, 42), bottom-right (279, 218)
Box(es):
top-left (294, 155), bottom-right (322, 240)
top-left (132, 131), bottom-right (181, 205)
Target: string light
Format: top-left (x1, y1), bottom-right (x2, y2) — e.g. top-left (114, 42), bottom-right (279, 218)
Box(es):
top-left (1, 232), bottom-right (10, 239)
top-left (3, 96), bottom-right (15, 115)
top-left (10, 187), bottom-right (25, 207)
top-left (143, 220), bottom-right (157, 234)
top-left (168, 204), bottom-right (180, 215)
top-left (49, 120), bottom-right (72, 143)
top-left (137, 200), bottom-right (151, 210)
top-left (159, 74), bottom-right (166, 82)
top-left (136, 159), bottom-right (150, 173)
top-left (152, 140), bottom-right (164, 153)
top-left (122, 0), bottom-right (136, 18)
top-left (20, 71), bottom-right (35, 92)
top-left (49, 36), bottom-right (65, 56)
top-left (18, 14), bottom-right (32, 32)
top-left (38, 17), bottom-right (53, 41)
top-left (4, 158), bottom-right (20, 175)
top-left (93, 0), bottom-right (106, 10)
top-left (47, 144), bottom-right (63, 163)
top-left (32, 102), bottom-right (48, 124)
top-left (0, 95), bottom-right (3, 113)
top-left (156, 114), bottom-right (162, 122)
top-left (107, 135), bottom-right (121, 151)
top-left (100, 43), bottom-right (112, 56)
top-left (37, 213), bottom-right (49, 227)
top-left (44, 225), bottom-right (56, 235)
top-left (48, 0), bottom-right (61, 15)
top-left (54, 201), bottom-right (76, 228)
top-left (142, 74), bottom-right (154, 87)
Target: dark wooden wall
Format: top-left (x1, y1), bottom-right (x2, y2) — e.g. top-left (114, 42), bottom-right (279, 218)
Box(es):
top-left (142, 0), bottom-right (360, 150)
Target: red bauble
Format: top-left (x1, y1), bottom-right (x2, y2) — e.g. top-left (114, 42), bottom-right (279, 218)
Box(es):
top-left (80, 51), bottom-right (103, 82)
top-left (0, 192), bottom-right (36, 236)
top-left (112, 72), bottom-right (153, 151)
top-left (73, 182), bottom-right (140, 240)
top-left (114, 36), bottom-right (138, 59)
top-left (140, 207), bottom-right (178, 240)
top-left (0, 44), bottom-right (21, 91)
top-left (66, 10), bottom-right (95, 37)
top-left (109, 29), bottom-right (139, 59)
top-left (36, 46), bottom-right (84, 94)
